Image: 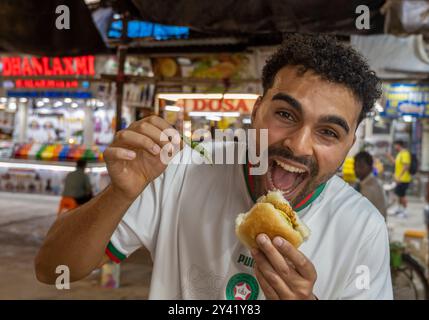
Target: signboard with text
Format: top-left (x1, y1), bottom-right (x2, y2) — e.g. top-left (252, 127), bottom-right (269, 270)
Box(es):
top-left (383, 83), bottom-right (429, 118)
top-left (178, 98), bottom-right (256, 114)
top-left (0, 55), bottom-right (95, 90)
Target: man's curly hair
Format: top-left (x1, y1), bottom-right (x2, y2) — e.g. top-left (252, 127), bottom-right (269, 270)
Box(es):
top-left (262, 34), bottom-right (382, 124)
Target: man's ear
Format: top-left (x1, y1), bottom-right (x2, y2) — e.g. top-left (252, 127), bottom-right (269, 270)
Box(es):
top-left (251, 96), bottom-right (263, 123)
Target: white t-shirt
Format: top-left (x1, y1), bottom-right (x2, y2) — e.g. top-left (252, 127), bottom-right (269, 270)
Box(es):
top-left (108, 144), bottom-right (393, 300)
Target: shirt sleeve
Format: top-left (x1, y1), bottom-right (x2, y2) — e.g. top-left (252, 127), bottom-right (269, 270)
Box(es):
top-left (106, 181), bottom-right (162, 263)
top-left (401, 151), bottom-right (411, 165)
top-left (340, 221), bottom-right (393, 300)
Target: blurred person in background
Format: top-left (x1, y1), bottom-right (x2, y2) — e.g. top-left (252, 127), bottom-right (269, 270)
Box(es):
top-left (386, 140), bottom-right (412, 218)
top-left (354, 151), bottom-right (387, 220)
top-left (63, 160), bottom-right (93, 205)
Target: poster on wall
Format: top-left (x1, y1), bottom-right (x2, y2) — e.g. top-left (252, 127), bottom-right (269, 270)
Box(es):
top-left (25, 108), bottom-right (85, 144)
top-left (182, 54), bottom-right (258, 93)
top-left (0, 110), bottom-right (15, 141)
top-left (383, 83), bottom-right (429, 118)
top-left (26, 115), bottom-right (61, 143)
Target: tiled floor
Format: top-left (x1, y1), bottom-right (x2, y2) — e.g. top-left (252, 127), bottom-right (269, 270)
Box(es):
top-left (0, 192), bottom-right (152, 299)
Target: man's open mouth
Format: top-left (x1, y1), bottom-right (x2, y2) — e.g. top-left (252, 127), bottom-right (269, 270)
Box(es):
top-left (266, 158), bottom-right (310, 200)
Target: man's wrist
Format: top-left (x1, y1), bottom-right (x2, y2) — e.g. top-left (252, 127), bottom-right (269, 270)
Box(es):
top-left (107, 184), bottom-right (141, 205)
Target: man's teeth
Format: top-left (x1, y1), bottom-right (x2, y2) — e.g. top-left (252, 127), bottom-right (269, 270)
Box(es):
top-left (275, 160), bottom-right (306, 173)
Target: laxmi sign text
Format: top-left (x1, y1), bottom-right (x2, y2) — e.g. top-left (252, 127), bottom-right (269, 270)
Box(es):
top-left (1, 55), bottom-right (95, 77)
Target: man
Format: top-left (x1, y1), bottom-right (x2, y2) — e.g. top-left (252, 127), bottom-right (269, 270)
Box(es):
top-left (35, 34), bottom-right (392, 300)
top-left (354, 151), bottom-right (387, 220)
top-left (387, 140), bottom-right (412, 217)
top-left (62, 160), bottom-right (93, 205)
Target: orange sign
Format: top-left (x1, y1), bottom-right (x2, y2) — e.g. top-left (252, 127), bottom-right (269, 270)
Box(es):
top-left (180, 99), bottom-right (255, 114)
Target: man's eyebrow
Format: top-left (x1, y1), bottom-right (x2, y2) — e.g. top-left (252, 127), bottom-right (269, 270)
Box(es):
top-left (319, 115), bottom-right (350, 134)
top-left (271, 93), bottom-right (351, 134)
top-left (271, 93), bottom-right (302, 114)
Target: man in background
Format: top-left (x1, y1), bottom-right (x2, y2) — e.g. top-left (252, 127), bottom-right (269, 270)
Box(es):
top-left (354, 151), bottom-right (387, 220)
top-left (387, 140), bottom-right (412, 218)
top-left (62, 160), bottom-right (93, 205)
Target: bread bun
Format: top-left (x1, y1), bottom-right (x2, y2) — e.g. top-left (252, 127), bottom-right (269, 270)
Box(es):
top-left (235, 191), bottom-right (310, 248)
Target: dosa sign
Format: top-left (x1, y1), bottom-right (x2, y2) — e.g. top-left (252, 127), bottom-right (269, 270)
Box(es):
top-left (180, 99), bottom-right (256, 114)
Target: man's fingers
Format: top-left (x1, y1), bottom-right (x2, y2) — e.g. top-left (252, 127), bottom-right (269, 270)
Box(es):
top-left (144, 115), bottom-right (173, 131)
top-left (103, 147), bottom-right (137, 161)
top-left (130, 116), bottom-right (179, 142)
top-left (255, 234), bottom-right (292, 281)
top-left (254, 266), bottom-right (279, 300)
top-left (131, 121), bottom-right (179, 149)
top-left (114, 130), bottom-right (161, 155)
top-left (272, 236), bottom-right (317, 282)
top-left (251, 248), bottom-right (293, 298)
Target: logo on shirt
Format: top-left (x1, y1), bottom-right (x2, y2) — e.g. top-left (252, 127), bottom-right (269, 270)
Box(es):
top-left (226, 273), bottom-right (259, 300)
top-left (237, 254), bottom-right (255, 268)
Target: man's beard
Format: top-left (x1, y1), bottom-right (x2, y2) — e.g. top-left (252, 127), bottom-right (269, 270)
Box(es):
top-left (252, 146), bottom-right (337, 207)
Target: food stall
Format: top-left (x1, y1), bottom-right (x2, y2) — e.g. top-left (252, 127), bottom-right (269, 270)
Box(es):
top-left (152, 53), bottom-right (261, 140)
top-left (0, 55), bottom-right (117, 195)
top-left (158, 93), bottom-right (258, 139)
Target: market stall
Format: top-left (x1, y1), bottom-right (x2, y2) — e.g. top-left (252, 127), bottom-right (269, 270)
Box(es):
top-left (158, 93), bottom-right (258, 139)
top-left (0, 54), bottom-right (118, 195)
top-left (358, 82), bottom-right (429, 197)
top-left (150, 53), bottom-right (261, 140)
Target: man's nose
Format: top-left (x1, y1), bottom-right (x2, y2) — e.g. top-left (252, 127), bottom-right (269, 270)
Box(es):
top-left (282, 127), bottom-right (314, 157)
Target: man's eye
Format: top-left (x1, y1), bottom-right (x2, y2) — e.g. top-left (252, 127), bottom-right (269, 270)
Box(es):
top-left (276, 111), bottom-right (295, 121)
top-left (321, 129), bottom-right (338, 139)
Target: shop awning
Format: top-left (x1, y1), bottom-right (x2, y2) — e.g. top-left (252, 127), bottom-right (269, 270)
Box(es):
top-left (0, 0), bottom-right (386, 56)
top-left (351, 34), bottom-right (429, 79)
top-left (0, 0), bottom-right (107, 56)
top-left (130, 0), bottom-right (385, 35)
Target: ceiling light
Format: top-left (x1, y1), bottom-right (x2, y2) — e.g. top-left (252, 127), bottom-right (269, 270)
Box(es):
top-left (188, 112), bottom-right (240, 117)
top-left (165, 106), bottom-right (181, 112)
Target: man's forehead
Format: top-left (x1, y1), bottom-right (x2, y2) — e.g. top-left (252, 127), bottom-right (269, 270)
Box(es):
top-left (271, 66), bottom-right (351, 97)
